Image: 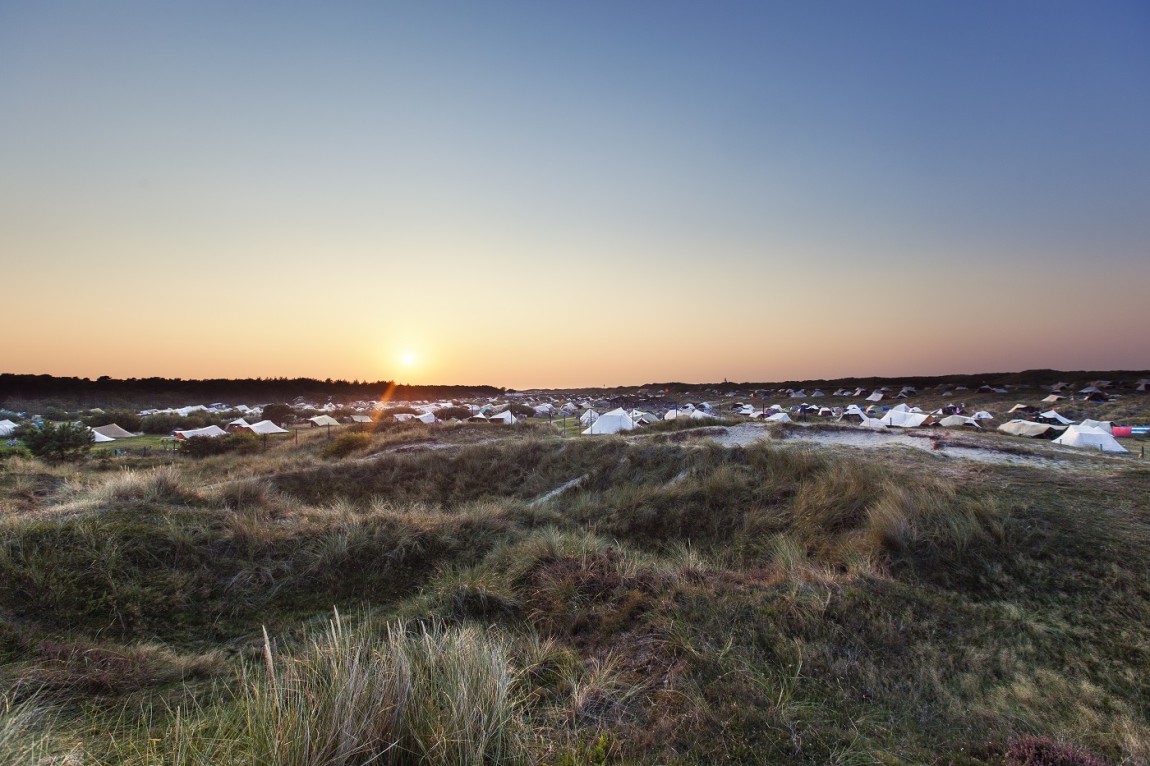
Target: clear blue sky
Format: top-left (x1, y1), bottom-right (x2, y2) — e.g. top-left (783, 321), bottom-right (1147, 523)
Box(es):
top-left (2, 1), bottom-right (1148, 386)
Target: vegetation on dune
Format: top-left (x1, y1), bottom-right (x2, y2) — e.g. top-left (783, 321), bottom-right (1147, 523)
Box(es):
top-left (0, 428), bottom-right (1147, 764)
top-left (15, 421), bottom-right (94, 463)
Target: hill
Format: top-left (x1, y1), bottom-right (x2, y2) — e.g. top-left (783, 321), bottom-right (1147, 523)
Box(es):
top-left (1, 420), bottom-right (1148, 764)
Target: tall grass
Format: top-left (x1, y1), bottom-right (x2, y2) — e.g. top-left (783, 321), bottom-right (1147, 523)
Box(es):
top-left (0, 694), bottom-right (53, 766)
top-left (139, 612), bottom-right (528, 766)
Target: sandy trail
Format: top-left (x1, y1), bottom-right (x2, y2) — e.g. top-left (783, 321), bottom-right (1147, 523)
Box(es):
top-left (696, 423), bottom-right (1118, 469)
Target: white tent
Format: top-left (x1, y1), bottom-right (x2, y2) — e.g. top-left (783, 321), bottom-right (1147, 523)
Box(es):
top-left (489, 411), bottom-right (516, 425)
top-left (579, 409), bottom-right (600, 426)
top-left (865, 392), bottom-right (884, 402)
top-left (765, 412), bottom-right (792, 423)
top-left (1053, 425), bottom-right (1127, 453)
top-left (350, 415), bottom-right (373, 424)
top-left (93, 423), bottom-right (136, 439)
top-left (174, 425), bottom-right (227, 440)
top-left (582, 408), bottom-right (636, 435)
top-left (1041, 394), bottom-right (1066, 403)
top-left (690, 409), bottom-right (716, 420)
top-left (227, 418), bottom-right (251, 430)
top-left (309, 415), bottom-right (341, 427)
top-left (890, 403), bottom-right (911, 413)
top-left (246, 420), bottom-right (289, 435)
top-left (467, 413), bottom-right (489, 423)
top-left (973, 411), bottom-right (994, 421)
top-left (939, 415), bottom-right (980, 428)
top-left (997, 420), bottom-right (1063, 438)
top-left (415, 412), bottom-right (437, 424)
top-left (0, 419), bottom-right (20, 437)
top-left (1039, 410), bottom-right (1075, 425)
top-left (1078, 419), bottom-right (1113, 434)
top-left (880, 410), bottom-right (933, 428)
top-left (90, 429), bottom-right (116, 443)
top-left (859, 417), bottom-right (886, 430)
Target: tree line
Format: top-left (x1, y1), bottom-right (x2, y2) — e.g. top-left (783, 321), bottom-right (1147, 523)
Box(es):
top-left (0, 375), bottom-right (503, 411)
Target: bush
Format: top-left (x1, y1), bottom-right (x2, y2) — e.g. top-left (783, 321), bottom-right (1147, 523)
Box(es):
top-left (178, 433), bottom-right (262, 458)
top-left (434, 406), bottom-right (471, 421)
top-left (139, 412), bottom-right (220, 435)
top-left (261, 404), bottom-right (295, 427)
top-left (323, 432), bottom-right (372, 459)
top-left (1004, 736), bottom-right (1110, 766)
top-left (16, 421), bottom-right (93, 462)
top-left (81, 409), bottom-right (143, 432)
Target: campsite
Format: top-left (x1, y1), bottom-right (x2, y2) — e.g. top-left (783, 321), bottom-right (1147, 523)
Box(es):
top-left (2, 371), bottom-right (1150, 765)
top-left (5, 2), bottom-right (1149, 762)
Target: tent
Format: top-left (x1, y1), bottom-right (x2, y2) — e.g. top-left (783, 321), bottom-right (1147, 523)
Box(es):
top-left (859, 417), bottom-right (886, 430)
top-left (1041, 395), bottom-right (1066, 404)
top-left (765, 412), bottom-right (792, 423)
top-left (0, 419), bottom-right (19, 437)
top-left (880, 410), bottom-right (933, 428)
top-left (1078, 419), bottom-right (1113, 434)
top-left (90, 429), bottom-right (115, 443)
top-left (173, 425), bottom-right (228, 440)
top-left (1037, 410), bottom-right (1074, 425)
top-left (690, 409), bottom-right (717, 420)
top-left (349, 415), bottom-right (374, 424)
top-left (997, 420), bottom-right (1064, 438)
top-left (579, 409), bottom-right (600, 426)
top-left (92, 423), bottom-right (136, 439)
top-left (415, 412), bottom-right (437, 424)
top-left (865, 392), bottom-right (884, 402)
top-left (1008, 404), bottom-right (1039, 414)
top-left (939, 415), bottom-right (980, 428)
top-left (226, 418), bottom-right (251, 431)
top-left (467, 413), bottom-right (489, 423)
top-left (1053, 425), bottom-right (1127, 453)
top-left (246, 420), bottom-right (289, 435)
top-left (582, 408), bottom-right (636, 435)
top-left (488, 411), bottom-right (517, 425)
top-left (308, 415), bottom-right (341, 427)
top-left (973, 411), bottom-right (994, 421)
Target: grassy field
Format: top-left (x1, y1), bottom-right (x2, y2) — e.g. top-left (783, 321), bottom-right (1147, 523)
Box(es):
top-left (1, 415), bottom-right (1148, 764)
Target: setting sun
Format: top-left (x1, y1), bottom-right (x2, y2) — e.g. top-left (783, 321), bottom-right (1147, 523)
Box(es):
top-left (400, 352), bottom-right (417, 367)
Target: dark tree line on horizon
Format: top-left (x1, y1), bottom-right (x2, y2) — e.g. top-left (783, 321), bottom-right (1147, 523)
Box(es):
top-left (2, 369), bottom-right (1147, 413)
top-left (0, 374), bottom-right (504, 411)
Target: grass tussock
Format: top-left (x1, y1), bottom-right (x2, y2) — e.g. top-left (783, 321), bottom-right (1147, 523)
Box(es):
top-left (133, 612), bottom-right (529, 766)
top-left (0, 694), bottom-right (54, 766)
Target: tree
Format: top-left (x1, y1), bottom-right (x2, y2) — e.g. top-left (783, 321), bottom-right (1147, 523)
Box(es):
top-left (17, 421), bottom-right (94, 462)
top-left (261, 404), bottom-right (295, 427)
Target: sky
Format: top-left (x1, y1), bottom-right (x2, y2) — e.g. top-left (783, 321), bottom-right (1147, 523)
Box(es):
top-left (2, 1), bottom-right (1148, 388)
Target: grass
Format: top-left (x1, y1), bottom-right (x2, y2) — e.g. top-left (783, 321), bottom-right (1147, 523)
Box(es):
top-left (1, 424), bottom-right (1148, 764)
top-left (90, 434), bottom-right (174, 454)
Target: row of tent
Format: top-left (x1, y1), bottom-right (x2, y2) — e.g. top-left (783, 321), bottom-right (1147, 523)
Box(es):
top-left (997, 419), bottom-right (1128, 452)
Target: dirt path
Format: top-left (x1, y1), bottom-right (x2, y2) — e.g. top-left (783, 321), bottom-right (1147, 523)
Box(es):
top-left (696, 422), bottom-right (1132, 469)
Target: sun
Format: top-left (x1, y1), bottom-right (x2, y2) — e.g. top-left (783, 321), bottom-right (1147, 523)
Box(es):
top-left (400, 351), bottom-right (417, 367)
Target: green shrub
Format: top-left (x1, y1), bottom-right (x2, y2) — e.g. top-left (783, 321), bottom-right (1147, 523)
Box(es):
top-left (322, 432), bottom-right (372, 459)
top-left (139, 412), bottom-right (221, 435)
top-left (434, 406), bottom-right (471, 421)
top-left (261, 404), bottom-right (296, 427)
top-left (16, 421), bottom-right (93, 462)
top-left (178, 433), bottom-right (262, 458)
top-left (81, 409), bottom-right (143, 432)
